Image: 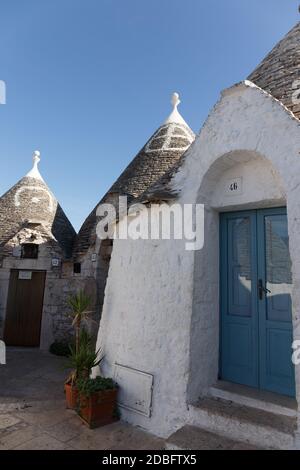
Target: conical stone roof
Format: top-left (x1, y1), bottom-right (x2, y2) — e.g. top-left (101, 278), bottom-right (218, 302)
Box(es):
top-left (74, 93), bottom-right (195, 256)
top-left (248, 21), bottom-right (300, 119)
top-left (0, 151), bottom-right (76, 257)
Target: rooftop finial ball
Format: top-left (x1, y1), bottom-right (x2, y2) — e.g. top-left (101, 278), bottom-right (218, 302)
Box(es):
top-left (171, 92), bottom-right (180, 107)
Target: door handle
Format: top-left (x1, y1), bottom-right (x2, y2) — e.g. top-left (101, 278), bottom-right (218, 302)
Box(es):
top-left (258, 279), bottom-right (271, 300)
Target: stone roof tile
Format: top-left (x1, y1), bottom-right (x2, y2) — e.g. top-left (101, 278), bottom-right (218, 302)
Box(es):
top-left (0, 155), bottom-right (76, 258)
top-left (248, 21), bottom-right (300, 119)
top-left (74, 94), bottom-right (195, 256)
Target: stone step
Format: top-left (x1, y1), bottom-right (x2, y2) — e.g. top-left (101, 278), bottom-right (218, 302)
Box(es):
top-left (166, 425), bottom-right (261, 450)
top-left (188, 398), bottom-right (297, 450)
top-left (210, 381), bottom-right (297, 418)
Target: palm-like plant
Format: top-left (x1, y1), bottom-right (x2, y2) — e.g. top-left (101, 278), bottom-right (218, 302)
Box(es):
top-left (68, 290), bottom-right (92, 354)
top-left (67, 329), bottom-right (103, 385)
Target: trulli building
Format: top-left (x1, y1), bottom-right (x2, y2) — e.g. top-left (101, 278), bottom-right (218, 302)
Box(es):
top-left (94, 21), bottom-right (300, 449)
top-left (0, 152), bottom-right (76, 348)
top-left (2, 16), bottom-right (300, 451)
top-left (73, 93), bottom-right (195, 328)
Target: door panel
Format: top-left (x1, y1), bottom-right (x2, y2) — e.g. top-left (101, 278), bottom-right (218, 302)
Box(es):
top-left (264, 214), bottom-right (292, 323)
top-left (228, 218), bottom-right (252, 317)
top-left (220, 212), bottom-right (258, 388)
top-left (220, 208), bottom-right (295, 397)
top-left (4, 270), bottom-right (46, 347)
top-left (257, 209), bottom-right (295, 397)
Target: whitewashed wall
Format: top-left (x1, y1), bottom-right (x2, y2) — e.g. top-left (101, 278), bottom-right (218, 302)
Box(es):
top-left (96, 81), bottom-right (300, 438)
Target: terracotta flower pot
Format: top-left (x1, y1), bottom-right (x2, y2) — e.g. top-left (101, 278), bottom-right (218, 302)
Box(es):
top-left (65, 382), bottom-right (79, 410)
top-left (79, 388), bottom-right (118, 428)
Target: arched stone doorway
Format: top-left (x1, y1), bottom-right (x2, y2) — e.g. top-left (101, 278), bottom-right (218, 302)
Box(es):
top-left (187, 150), bottom-right (297, 403)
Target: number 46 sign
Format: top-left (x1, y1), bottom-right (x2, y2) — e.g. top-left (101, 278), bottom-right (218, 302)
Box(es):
top-left (225, 177), bottom-right (243, 196)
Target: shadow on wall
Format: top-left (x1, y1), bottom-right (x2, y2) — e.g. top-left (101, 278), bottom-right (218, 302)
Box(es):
top-left (52, 204), bottom-right (77, 259)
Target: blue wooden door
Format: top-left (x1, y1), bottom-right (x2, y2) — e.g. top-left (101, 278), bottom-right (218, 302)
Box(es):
top-left (220, 208), bottom-right (295, 397)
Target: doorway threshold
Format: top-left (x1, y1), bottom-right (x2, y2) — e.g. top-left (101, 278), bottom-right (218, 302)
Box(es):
top-left (210, 381), bottom-right (297, 418)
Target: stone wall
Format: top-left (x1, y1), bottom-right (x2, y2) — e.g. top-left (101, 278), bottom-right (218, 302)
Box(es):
top-left (64, 231), bottom-right (114, 343)
top-left (0, 226), bottom-right (84, 349)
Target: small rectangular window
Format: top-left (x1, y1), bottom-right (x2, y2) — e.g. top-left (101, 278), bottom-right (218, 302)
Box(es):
top-left (21, 243), bottom-right (39, 259)
top-left (73, 262), bottom-right (81, 274)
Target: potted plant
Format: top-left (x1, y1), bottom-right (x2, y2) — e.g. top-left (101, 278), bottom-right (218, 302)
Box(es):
top-left (64, 290), bottom-right (92, 409)
top-left (65, 329), bottom-right (94, 409)
top-left (64, 289), bottom-right (118, 427)
top-left (77, 376), bottom-right (119, 429)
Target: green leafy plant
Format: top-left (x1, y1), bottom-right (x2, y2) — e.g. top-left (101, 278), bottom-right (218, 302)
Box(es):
top-left (66, 329), bottom-right (103, 384)
top-left (77, 376), bottom-right (116, 397)
top-left (68, 290), bottom-right (92, 354)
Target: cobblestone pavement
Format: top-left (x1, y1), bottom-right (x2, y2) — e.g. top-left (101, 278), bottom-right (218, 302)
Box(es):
top-left (0, 348), bottom-right (164, 450)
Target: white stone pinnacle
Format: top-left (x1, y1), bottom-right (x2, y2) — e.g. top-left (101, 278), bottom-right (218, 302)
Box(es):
top-left (26, 150), bottom-right (44, 182)
top-left (163, 92), bottom-right (190, 127)
top-left (171, 92), bottom-right (181, 109)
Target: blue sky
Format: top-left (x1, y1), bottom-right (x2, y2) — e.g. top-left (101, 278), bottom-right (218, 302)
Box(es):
top-left (0, 0), bottom-right (298, 230)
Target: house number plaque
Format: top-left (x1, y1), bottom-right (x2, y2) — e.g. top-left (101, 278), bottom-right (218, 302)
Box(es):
top-left (225, 177), bottom-right (243, 196)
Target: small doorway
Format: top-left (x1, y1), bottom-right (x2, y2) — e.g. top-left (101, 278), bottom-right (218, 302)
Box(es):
top-left (4, 270), bottom-right (46, 347)
top-left (220, 208), bottom-right (295, 397)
